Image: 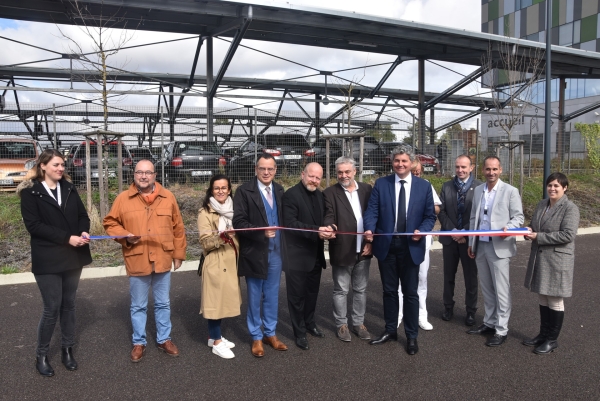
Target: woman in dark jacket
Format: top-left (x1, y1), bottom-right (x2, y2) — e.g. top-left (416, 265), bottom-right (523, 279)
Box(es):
top-left (523, 172), bottom-right (580, 355)
top-left (19, 149), bottom-right (92, 377)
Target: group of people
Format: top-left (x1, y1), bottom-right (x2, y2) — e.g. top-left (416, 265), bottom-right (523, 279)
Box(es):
top-left (19, 146), bottom-right (580, 376)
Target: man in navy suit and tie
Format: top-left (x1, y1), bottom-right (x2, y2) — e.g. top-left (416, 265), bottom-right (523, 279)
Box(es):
top-left (364, 146), bottom-right (436, 355)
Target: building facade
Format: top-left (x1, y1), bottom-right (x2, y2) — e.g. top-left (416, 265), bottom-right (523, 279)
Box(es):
top-left (481, 0), bottom-right (599, 165)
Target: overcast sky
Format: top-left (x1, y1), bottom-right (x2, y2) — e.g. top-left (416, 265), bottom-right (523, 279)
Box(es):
top-left (0, 0), bottom-right (483, 130)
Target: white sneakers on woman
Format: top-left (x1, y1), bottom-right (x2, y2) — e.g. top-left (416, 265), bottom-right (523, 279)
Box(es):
top-left (207, 337), bottom-right (235, 348)
top-left (212, 341), bottom-right (235, 359)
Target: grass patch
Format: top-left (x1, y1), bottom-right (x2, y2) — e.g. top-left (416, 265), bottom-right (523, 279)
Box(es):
top-left (1, 266), bottom-right (19, 274)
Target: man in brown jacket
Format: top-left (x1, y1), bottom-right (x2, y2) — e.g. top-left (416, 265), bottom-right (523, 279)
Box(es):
top-left (104, 160), bottom-right (187, 362)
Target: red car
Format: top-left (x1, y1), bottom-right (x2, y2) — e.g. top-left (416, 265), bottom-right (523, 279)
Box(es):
top-left (380, 142), bottom-right (440, 174)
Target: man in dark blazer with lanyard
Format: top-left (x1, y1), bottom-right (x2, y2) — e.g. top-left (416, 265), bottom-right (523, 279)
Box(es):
top-left (438, 155), bottom-right (482, 326)
top-left (323, 156), bottom-right (373, 342)
top-left (282, 162), bottom-right (334, 350)
top-left (364, 146), bottom-right (436, 355)
top-left (233, 153), bottom-right (288, 357)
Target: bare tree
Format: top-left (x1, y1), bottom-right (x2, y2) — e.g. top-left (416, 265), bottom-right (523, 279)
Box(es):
top-left (481, 40), bottom-right (545, 185)
top-left (55, 0), bottom-right (139, 217)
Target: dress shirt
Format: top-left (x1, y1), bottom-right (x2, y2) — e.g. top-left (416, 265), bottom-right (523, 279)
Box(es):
top-left (478, 182), bottom-right (498, 242)
top-left (394, 173), bottom-right (412, 233)
top-left (343, 181), bottom-right (364, 253)
top-left (257, 179), bottom-right (273, 205)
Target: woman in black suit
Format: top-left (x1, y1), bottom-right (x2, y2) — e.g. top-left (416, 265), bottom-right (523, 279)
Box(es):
top-left (19, 149), bottom-right (92, 376)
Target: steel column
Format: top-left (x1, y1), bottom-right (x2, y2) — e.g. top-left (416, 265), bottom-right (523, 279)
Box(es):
top-left (418, 59), bottom-right (426, 148)
top-left (207, 36), bottom-right (214, 141)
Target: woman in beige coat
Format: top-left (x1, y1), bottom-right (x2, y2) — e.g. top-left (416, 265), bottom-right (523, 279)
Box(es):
top-left (198, 174), bottom-right (241, 359)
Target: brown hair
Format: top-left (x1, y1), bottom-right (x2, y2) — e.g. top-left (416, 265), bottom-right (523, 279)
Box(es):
top-left (202, 174), bottom-right (232, 212)
top-left (31, 149), bottom-right (71, 182)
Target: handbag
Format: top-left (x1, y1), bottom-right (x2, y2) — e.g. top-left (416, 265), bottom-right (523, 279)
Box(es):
top-left (197, 253), bottom-right (205, 277)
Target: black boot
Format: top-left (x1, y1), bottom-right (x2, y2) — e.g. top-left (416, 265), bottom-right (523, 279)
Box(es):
top-left (523, 305), bottom-right (550, 346)
top-left (534, 309), bottom-right (564, 355)
top-left (61, 347), bottom-right (78, 371)
top-left (35, 355), bottom-right (55, 377)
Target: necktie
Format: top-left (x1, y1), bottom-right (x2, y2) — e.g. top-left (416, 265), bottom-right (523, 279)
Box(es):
top-left (396, 180), bottom-right (406, 233)
top-left (457, 181), bottom-right (466, 229)
top-left (265, 186), bottom-right (273, 208)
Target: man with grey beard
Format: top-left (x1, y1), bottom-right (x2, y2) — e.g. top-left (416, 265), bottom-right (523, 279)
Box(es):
top-left (282, 162), bottom-right (334, 350)
top-left (323, 156), bottom-right (373, 342)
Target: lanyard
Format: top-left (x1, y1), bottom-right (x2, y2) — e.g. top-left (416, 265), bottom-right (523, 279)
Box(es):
top-left (482, 185), bottom-right (494, 216)
top-left (42, 181), bottom-right (62, 206)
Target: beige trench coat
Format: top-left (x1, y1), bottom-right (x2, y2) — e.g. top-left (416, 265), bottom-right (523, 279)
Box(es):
top-left (197, 205), bottom-right (241, 319)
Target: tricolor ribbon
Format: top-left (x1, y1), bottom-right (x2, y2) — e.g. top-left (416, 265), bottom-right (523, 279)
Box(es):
top-left (89, 227), bottom-right (529, 240)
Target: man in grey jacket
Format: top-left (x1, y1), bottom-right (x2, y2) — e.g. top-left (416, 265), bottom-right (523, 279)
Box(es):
top-left (467, 156), bottom-right (524, 347)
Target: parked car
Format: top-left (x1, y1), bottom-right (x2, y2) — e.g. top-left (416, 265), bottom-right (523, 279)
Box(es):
top-left (64, 144), bottom-right (79, 171)
top-left (226, 133), bottom-right (314, 182)
top-left (156, 140), bottom-right (224, 185)
top-left (68, 141), bottom-right (133, 185)
top-left (312, 138), bottom-right (342, 174)
top-left (351, 136), bottom-right (386, 175)
top-left (380, 142), bottom-right (440, 174)
top-left (0, 137), bottom-right (43, 191)
top-left (129, 147), bottom-right (158, 165)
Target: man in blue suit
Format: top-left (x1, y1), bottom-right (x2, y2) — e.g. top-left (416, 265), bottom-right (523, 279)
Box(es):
top-left (364, 146), bottom-right (436, 355)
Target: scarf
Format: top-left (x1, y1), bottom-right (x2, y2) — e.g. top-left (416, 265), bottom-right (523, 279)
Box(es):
top-left (453, 173), bottom-right (474, 229)
top-left (209, 196), bottom-right (234, 232)
top-left (138, 183), bottom-right (160, 205)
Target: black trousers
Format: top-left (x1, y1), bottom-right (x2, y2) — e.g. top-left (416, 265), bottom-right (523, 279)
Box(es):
top-left (442, 241), bottom-right (478, 313)
top-left (34, 268), bottom-right (83, 356)
top-left (379, 237), bottom-right (419, 338)
top-left (285, 263), bottom-right (323, 338)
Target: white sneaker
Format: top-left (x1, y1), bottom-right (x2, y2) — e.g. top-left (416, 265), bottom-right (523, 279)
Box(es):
top-left (212, 341), bottom-right (235, 359)
top-left (419, 319), bottom-right (433, 331)
top-left (207, 337), bottom-right (235, 348)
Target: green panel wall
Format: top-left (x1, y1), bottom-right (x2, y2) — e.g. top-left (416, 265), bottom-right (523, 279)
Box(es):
top-left (488, 0), bottom-right (500, 21)
top-left (533, 0), bottom-right (544, 4)
top-left (580, 14), bottom-right (598, 43)
top-left (552, 0), bottom-right (560, 28)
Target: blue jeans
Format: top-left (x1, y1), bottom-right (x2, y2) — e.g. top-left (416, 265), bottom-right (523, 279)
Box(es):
top-left (207, 319), bottom-right (222, 340)
top-left (245, 250), bottom-right (282, 340)
top-left (129, 272), bottom-right (172, 346)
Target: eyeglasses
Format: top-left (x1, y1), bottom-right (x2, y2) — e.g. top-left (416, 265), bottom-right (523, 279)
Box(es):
top-left (213, 186), bottom-right (229, 192)
top-left (134, 171), bottom-right (156, 176)
top-left (257, 167), bottom-right (276, 173)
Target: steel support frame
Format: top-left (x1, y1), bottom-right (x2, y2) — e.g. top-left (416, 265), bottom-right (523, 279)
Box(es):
top-left (424, 66), bottom-right (484, 111)
top-left (434, 109), bottom-right (483, 134)
top-left (366, 56), bottom-right (402, 99)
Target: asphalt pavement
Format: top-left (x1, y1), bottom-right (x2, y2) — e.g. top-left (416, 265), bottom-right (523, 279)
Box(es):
top-left (1, 234), bottom-right (599, 400)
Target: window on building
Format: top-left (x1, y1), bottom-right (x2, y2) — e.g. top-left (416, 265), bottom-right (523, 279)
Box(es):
top-left (559, 23), bottom-right (574, 46)
top-left (566, 0), bottom-right (574, 24)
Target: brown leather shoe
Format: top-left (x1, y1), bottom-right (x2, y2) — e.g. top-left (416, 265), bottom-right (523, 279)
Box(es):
top-left (131, 345), bottom-right (146, 363)
top-left (157, 340), bottom-right (179, 357)
top-left (251, 340), bottom-right (264, 357)
top-left (262, 335), bottom-right (288, 351)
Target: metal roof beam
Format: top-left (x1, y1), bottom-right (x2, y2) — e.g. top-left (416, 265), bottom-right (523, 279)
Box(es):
top-left (365, 56), bottom-right (404, 99)
top-left (562, 100), bottom-right (600, 122)
top-left (207, 9), bottom-right (253, 99)
top-left (424, 67), bottom-right (484, 111)
top-left (434, 109), bottom-right (483, 134)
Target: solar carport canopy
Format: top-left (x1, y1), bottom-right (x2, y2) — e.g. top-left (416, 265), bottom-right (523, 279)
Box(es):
top-left (2, 0), bottom-right (600, 78)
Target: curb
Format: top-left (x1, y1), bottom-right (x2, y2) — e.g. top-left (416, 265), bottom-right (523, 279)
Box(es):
top-left (3, 227), bottom-right (600, 286)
